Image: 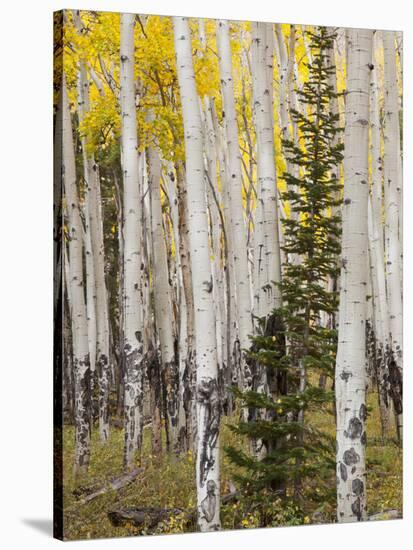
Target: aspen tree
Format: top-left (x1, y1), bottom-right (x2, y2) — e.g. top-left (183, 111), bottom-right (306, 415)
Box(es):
top-left (216, 19), bottom-right (253, 390)
top-left (173, 16), bottom-right (220, 531)
top-left (251, 21), bottom-right (282, 321)
top-left (120, 13), bottom-right (144, 468)
top-left (382, 30), bottom-right (403, 440)
top-left (148, 139), bottom-right (179, 453)
top-left (62, 76), bottom-right (91, 476)
top-left (335, 28), bottom-right (373, 523)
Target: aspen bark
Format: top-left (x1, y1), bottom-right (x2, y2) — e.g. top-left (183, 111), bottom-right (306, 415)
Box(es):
top-left (369, 34), bottom-right (391, 437)
top-left (62, 75), bottom-right (91, 476)
top-left (383, 30), bottom-right (403, 440)
top-left (251, 21), bottom-right (282, 321)
top-left (120, 13), bottom-right (144, 468)
top-left (76, 54), bottom-right (111, 442)
top-left (216, 19), bottom-right (253, 388)
top-left (148, 142), bottom-right (179, 453)
top-left (175, 162), bottom-right (197, 451)
top-left (173, 16), bottom-right (220, 531)
top-left (335, 28), bottom-right (372, 523)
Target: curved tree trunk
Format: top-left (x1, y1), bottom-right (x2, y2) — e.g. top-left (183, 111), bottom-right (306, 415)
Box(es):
top-left (335, 28), bottom-right (373, 523)
top-left (173, 16), bottom-right (220, 532)
top-left (120, 13), bottom-right (144, 469)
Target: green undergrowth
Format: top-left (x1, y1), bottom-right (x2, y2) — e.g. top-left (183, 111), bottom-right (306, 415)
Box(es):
top-left (62, 392), bottom-right (402, 540)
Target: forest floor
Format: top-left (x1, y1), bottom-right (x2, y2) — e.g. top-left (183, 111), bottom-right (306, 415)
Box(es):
top-left (61, 392), bottom-right (402, 540)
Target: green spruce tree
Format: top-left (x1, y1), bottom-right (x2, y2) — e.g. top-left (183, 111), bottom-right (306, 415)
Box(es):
top-left (226, 26), bottom-right (344, 525)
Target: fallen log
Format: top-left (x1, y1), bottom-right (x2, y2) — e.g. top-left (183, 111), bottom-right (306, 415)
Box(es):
top-left (68, 468), bottom-right (143, 509)
top-left (107, 489), bottom-right (240, 531)
top-left (368, 509), bottom-right (402, 521)
top-left (108, 507), bottom-right (185, 529)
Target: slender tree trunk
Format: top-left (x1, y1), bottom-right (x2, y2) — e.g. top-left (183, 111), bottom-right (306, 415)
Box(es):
top-left (62, 75), bottom-right (91, 477)
top-left (216, 19), bottom-right (253, 391)
top-left (164, 166), bottom-right (190, 450)
top-left (173, 16), bottom-right (220, 531)
top-left (75, 48), bottom-right (111, 442)
top-left (251, 21), bottom-right (282, 321)
top-left (369, 33), bottom-right (391, 438)
top-left (120, 13), bottom-right (144, 469)
top-left (383, 30), bottom-right (403, 441)
top-left (175, 162), bottom-right (197, 451)
top-left (148, 140), bottom-right (179, 453)
top-left (210, 103), bottom-right (238, 393)
top-left (335, 28), bottom-right (372, 523)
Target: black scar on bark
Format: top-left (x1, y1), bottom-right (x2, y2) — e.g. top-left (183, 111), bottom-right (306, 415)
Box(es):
top-left (351, 466), bottom-right (356, 474)
top-left (197, 378), bottom-right (220, 485)
top-left (343, 447), bottom-right (360, 466)
top-left (361, 431), bottom-right (367, 445)
top-left (200, 480), bottom-right (217, 523)
top-left (359, 403), bottom-right (367, 421)
top-left (340, 463), bottom-right (347, 482)
top-left (351, 497), bottom-right (362, 521)
top-left (340, 371), bottom-right (352, 382)
top-left (352, 478), bottom-right (364, 496)
top-left (344, 417), bottom-right (363, 439)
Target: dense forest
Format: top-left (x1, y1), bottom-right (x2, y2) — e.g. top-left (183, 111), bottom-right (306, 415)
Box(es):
top-left (54, 10), bottom-right (403, 540)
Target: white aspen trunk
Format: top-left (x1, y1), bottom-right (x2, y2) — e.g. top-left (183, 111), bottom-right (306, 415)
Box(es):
top-left (368, 197), bottom-right (391, 436)
top-left (216, 19), bottom-right (253, 387)
top-left (335, 28), bottom-right (373, 523)
top-left (211, 102), bottom-right (238, 390)
top-left (274, 23), bottom-right (300, 259)
top-left (251, 21), bottom-right (282, 321)
top-left (164, 167), bottom-right (187, 444)
top-left (204, 99), bottom-right (228, 405)
top-left (173, 16), bottom-right (220, 531)
top-left (76, 53), bottom-right (111, 442)
top-left (92, 169), bottom-right (111, 443)
top-left (382, 30), bottom-right (403, 440)
top-left (369, 34), bottom-right (391, 437)
top-left (141, 152), bottom-right (162, 448)
top-left (148, 141), bottom-right (179, 453)
top-left (80, 163), bottom-right (97, 404)
top-left (198, 20), bottom-right (227, 408)
top-left (275, 24), bottom-right (289, 139)
top-left (120, 13), bottom-right (144, 468)
top-left (175, 162), bottom-right (197, 451)
top-left (62, 75), bottom-right (91, 477)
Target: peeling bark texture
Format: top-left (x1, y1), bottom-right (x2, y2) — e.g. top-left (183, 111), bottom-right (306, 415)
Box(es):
top-left (382, 30), bottom-right (403, 441)
top-left (148, 142), bottom-right (179, 453)
top-left (62, 75), bottom-right (91, 477)
top-left (173, 16), bottom-right (220, 532)
top-left (335, 28), bottom-right (372, 523)
top-left (120, 13), bottom-right (144, 469)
